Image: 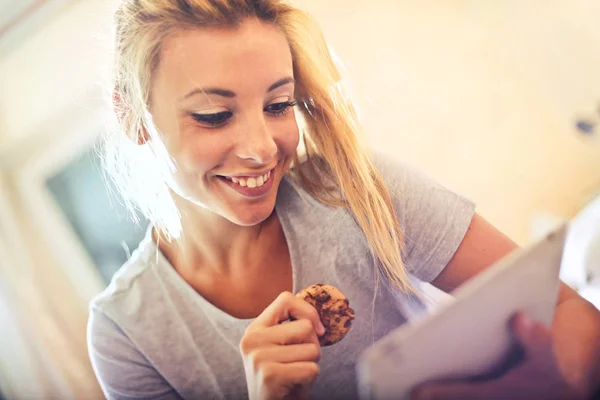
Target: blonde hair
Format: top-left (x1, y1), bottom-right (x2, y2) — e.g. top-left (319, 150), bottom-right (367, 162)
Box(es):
top-left (105, 0), bottom-right (417, 295)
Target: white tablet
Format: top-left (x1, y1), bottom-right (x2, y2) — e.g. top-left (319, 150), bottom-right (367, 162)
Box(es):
top-left (357, 224), bottom-right (568, 400)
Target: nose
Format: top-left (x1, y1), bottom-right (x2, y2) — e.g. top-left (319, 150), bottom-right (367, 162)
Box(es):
top-left (235, 113), bottom-right (278, 165)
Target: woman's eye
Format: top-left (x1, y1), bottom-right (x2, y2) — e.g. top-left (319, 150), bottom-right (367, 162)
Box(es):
top-left (265, 101), bottom-right (297, 116)
top-left (191, 111), bottom-right (233, 126)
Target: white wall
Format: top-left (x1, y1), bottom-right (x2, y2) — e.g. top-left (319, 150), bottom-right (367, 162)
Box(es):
top-left (297, 0), bottom-right (600, 244)
top-left (0, 0), bottom-right (119, 151)
top-left (2, 0), bottom-right (600, 244)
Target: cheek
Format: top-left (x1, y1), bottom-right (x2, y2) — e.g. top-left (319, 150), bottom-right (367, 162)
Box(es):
top-left (155, 139), bottom-right (218, 200)
top-left (174, 134), bottom-right (229, 173)
top-left (279, 121), bottom-right (301, 153)
top-left (189, 140), bottom-right (227, 171)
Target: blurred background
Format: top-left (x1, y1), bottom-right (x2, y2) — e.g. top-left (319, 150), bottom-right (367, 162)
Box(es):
top-left (0, 0), bottom-right (599, 398)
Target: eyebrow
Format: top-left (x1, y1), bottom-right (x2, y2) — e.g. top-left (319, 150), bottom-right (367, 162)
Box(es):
top-left (181, 77), bottom-right (295, 101)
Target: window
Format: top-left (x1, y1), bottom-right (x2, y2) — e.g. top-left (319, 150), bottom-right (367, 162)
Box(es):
top-left (46, 144), bottom-right (147, 285)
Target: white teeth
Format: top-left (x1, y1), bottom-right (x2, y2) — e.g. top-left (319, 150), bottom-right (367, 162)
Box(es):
top-left (225, 170), bottom-right (273, 189)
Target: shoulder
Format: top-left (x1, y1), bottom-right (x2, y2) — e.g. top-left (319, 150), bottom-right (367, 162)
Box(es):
top-left (87, 266), bottom-right (177, 399)
top-left (86, 228), bottom-right (164, 383)
top-left (281, 151), bottom-right (476, 282)
top-left (369, 151), bottom-right (446, 199)
top-left (369, 149), bottom-right (474, 215)
top-left (370, 150), bottom-right (477, 281)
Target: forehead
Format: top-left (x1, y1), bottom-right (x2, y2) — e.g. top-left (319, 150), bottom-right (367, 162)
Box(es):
top-left (154, 19), bottom-right (294, 97)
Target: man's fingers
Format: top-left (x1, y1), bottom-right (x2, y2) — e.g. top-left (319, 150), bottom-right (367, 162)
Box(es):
top-left (252, 292), bottom-right (325, 335)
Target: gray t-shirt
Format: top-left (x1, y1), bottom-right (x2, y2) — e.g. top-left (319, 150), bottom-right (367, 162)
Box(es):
top-left (87, 154), bottom-right (476, 400)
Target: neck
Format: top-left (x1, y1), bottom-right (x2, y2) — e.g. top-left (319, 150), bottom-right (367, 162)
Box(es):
top-left (154, 200), bottom-right (281, 277)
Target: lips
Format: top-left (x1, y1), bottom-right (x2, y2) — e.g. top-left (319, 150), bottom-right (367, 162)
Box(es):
top-left (222, 170), bottom-right (272, 188)
top-left (217, 167), bottom-right (276, 198)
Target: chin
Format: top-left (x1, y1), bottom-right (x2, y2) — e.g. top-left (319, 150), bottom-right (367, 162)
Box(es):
top-left (228, 203), bottom-right (276, 227)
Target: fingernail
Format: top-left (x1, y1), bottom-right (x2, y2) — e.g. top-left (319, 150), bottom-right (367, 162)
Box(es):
top-left (318, 322), bottom-right (326, 336)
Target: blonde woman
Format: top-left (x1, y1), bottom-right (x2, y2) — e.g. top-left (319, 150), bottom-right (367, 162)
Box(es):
top-left (88, 1), bottom-right (600, 399)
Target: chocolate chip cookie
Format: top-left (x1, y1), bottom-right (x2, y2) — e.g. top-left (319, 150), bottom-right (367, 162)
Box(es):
top-left (296, 284), bottom-right (355, 346)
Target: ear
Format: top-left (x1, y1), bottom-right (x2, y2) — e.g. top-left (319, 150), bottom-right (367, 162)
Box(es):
top-left (112, 89), bottom-right (150, 145)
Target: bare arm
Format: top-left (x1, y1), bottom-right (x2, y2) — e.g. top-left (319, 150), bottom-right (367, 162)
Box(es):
top-left (430, 213), bottom-right (600, 395)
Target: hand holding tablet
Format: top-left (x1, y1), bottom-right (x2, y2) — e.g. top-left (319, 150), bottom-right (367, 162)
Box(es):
top-left (357, 225), bottom-right (567, 399)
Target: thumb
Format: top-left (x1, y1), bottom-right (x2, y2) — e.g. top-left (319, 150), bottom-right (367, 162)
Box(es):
top-left (510, 312), bottom-right (552, 356)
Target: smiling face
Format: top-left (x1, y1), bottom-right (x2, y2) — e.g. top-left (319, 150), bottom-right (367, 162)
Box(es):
top-left (149, 19), bottom-right (300, 227)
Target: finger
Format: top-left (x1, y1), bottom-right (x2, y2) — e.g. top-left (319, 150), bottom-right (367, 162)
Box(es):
top-left (253, 291), bottom-right (325, 335)
top-left (268, 319), bottom-right (320, 346)
top-left (251, 343), bottom-right (321, 366)
top-left (240, 319), bottom-right (320, 354)
top-left (262, 361), bottom-right (319, 389)
top-left (510, 312), bottom-right (553, 356)
top-left (477, 342), bottom-right (525, 380)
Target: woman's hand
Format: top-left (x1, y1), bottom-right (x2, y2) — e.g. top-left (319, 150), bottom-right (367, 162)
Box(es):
top-left (240, 292), bottom-right (326, 400)
top-left (411, 312), bottom-right (589, 400)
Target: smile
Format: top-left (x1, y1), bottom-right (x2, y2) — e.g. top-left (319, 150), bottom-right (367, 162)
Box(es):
top-left (217, 167), bottom-right (276, 198)
top-left (222, 170), bottom-right (271, 188)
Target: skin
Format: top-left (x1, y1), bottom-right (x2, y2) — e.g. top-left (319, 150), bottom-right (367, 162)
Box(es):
top-left (147, 19), bottom-right (321, 399)
top-left (142, 17), bottom-right (600, 400)
top-left (149, 19), bottom-right (299, 319)
top-left (413, 214), bottom-right (600, 399)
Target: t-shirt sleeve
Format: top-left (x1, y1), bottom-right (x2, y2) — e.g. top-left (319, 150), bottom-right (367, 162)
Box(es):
top-left (373, 152), bottom-right (476, 283)
top-left (87, 306), bottom-right (182, 400)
